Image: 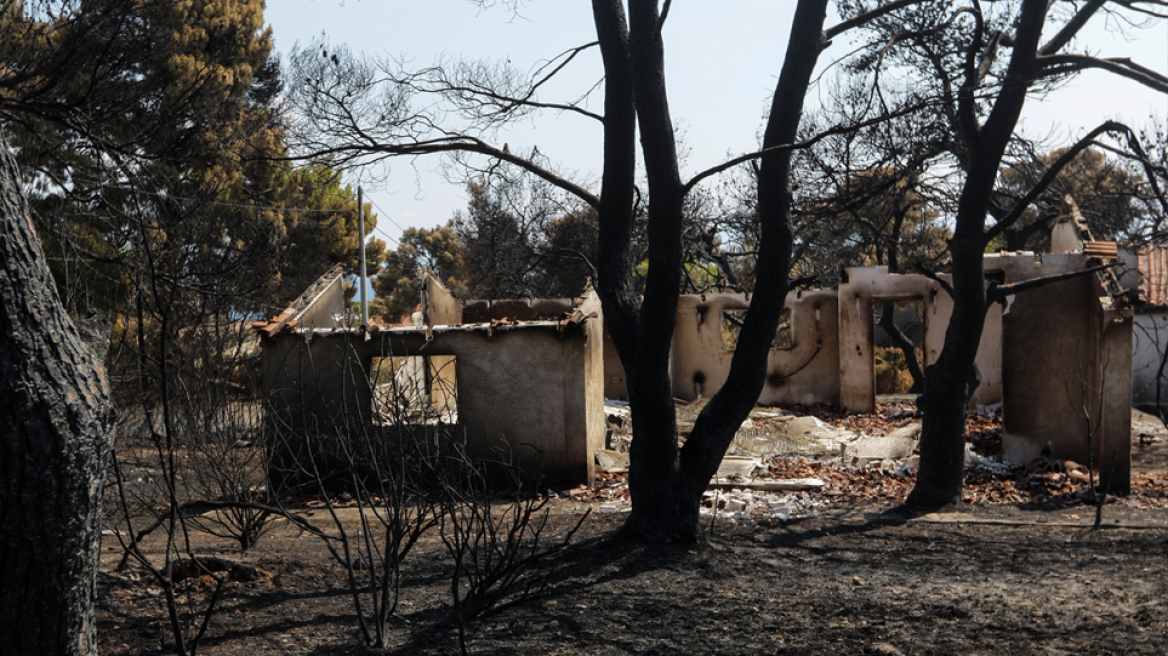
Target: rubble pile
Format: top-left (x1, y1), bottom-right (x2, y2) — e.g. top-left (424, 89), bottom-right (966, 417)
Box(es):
top-left (764, 458), bottom-right (916, 502)
top-left (700, 488), bottom-right (823, 523)
top-left (589, 400), bottom-right (1168, 518)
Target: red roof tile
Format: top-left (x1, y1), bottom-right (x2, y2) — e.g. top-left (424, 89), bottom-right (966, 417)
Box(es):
top-left (1084, 240), bottom-right (1118, 259)
top-left (1137, 245), bottom-right (1168, 307)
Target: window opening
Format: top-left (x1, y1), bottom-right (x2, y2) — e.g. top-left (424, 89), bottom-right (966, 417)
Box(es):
top-left (722, 308), bottom-right (793, 351)
top-left (370, 355), bottom-right (458, 424)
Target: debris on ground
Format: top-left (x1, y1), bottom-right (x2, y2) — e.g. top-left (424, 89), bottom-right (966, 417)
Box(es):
top-left (1133, 408), bottom-right (1168, 443)
top-left (588, 400), bottom-right (1168, 517)
top-left (603, 399), bottom-right (632, 452)
top-left (700, 488), bottom-right (821, 523)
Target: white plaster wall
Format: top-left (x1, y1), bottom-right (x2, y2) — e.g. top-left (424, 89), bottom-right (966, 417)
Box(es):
top-left (1133, 312), bottom-right (1168, 410)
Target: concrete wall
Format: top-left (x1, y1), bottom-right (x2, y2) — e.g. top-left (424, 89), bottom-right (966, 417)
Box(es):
top-left (1132, 312), bottom-right (1168, 412)
top-left (462, 297), bottom-right (575, 323)
top-left (669, 291), bottom-right (839, 406)
top-left (423, 273), bottom-right (463, 326)
top-left (401, 324), bottom-right (600, 489)
top-left (422, 274), bottom-right (461, 412)
top-left (262, 330), bottom-right (375, 489)
top-left (579, 291), bottom-right (607, 481)
top-left (996, 253), bottom-right (1131, 491)
top-left (1119, 245), bottom-right (1167, 414)
top-left (602, 330), bottom-right (629, 400)
top-left (264, 290), bottom-right (604, 490)
top-left (928, 277), bottom-right (1004, 408)
top-left (838, 269), bottom-right (964, 412)
top-left (837, 267), bottom-right (1002, 412)
top-left (295, 273), bottom-right (346, 330)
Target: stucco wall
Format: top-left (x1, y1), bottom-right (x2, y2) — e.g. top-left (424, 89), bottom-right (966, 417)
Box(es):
top-left (262, 331), bottom-right (375, 491)
top-left (423, 273), bottom-right (463, 326)
top-left (926, 279), bottom-right (1003, 408)
top-left (1133, 312), bottom-right (1168, 412)
top-left (997, 254), bottom-right (1131, 491)
top-left (263, 317), bottom-right (603, 490)
top-left (295, 274), bottom-right (346, 330)
top-left (668, 291), bottom-right (840, 406)
top-left (422, 274), bottom-right (462, 413)
top-left (840, 269), bottom-right (954, 412)
top-left (417, 325), bottom-right (597, 488)
top-left (602, 330), bottom-right (628, 400)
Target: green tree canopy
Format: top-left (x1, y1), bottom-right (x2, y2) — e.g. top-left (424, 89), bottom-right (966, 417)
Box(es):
top-left (995, 146), bottom-right (1146, 250)
top-left (373, 224), bottom-right (470, 323)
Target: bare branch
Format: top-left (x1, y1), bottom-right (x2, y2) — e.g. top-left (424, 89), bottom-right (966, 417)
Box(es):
top-left (1039, 0), bottom-right (1107, 56)
top-left (824, 0), bottom-right (930, 40)
top-left (292, 136), bottom-right (600, 209)
top-left (418, 43), bottom-right (605, 123)
top-left (657, 0), bottom-right (673, 32)
top-left (1108, 0), bottom-right (1168, 19)
top-left (681, 96), bottom-right (935, 195)
top-left (1036, 54), bottom-right (1168, 93)
top-left (956, 1), bottom-right (986, 149)
top-left (986, 262), bottom-right (1116, 305)
top-left (915, 262), bottom-right (955, 298)
top-left (984, 120), bottom-right (1132, 243)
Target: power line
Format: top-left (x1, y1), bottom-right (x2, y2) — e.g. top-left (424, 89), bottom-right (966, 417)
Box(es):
top-left (372, 226), bottom-right (401, 248)
top-left (367, 198), bottom-right (411, 249)
top-left (368, 198), bottom-right (409, 234)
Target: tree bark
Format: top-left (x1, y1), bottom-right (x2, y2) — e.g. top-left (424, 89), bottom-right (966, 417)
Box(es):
top-left (620, 0), bottom-right (830, 541)
top-left (620, 0), bottom-right (688, 540)
top-left (0, 137), bottom-right (114, 655)
top-left (907, 236), bottom-right (986, 507)
top-left (908, 0), bottom-right (1047, 507)
top-left (591, 0), bottom-right (640, 376)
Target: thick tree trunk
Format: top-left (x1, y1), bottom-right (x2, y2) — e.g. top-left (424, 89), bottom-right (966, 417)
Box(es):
top-left (620, 0), bottom-right (688, 540)
top-left (620, 0), bottom-right (829, 541)
top-left (907, 238), bottom-right (986, 507)
top-left (908, 0), bottom-right (1048, 507)
top-left (591, 0), bottom-right (640, 376)
top-left (0, 138), bottom-right (114, 655)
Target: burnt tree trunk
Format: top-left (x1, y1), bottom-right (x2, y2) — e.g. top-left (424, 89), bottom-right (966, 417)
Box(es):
top-left (880, 302), bottom-right (926, 393)
top-left (0, 137), bottom-right (114, 655)
top-left (908, 238), bottom-right (986, 507)
top-left (620, 0), bottom-right (688, 540)
top-left (908, 0), bottom-right (1047, 507)
top-left (616, 0), bottom-right (829, 541)
top-left (881, 205), bottom-right (924, 393)
top-left (591, 0), bottom-right (640, 381)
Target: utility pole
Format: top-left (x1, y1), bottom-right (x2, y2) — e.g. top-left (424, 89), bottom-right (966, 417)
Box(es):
top-left (357, 186), bottom-right (369, 326)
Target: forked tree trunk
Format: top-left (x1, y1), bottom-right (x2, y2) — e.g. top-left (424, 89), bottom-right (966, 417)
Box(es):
top-left (908, 0), bottom-right (1048, 506)
top-left (620, 0), bottom-right (689, 540)
top-left (617, 0), bottom-right (829, 541)
top-left (0, 138), bottom-right (114, 655)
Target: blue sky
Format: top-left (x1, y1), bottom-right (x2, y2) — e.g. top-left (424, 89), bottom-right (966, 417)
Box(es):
top-left (264, 1), bottom-right (1168, 250)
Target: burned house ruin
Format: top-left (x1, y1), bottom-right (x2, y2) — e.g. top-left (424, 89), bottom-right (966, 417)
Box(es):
top-left (259, 213), bottom-right (1142, 491)
top-left (256, 268), bottom-right (605, 491)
